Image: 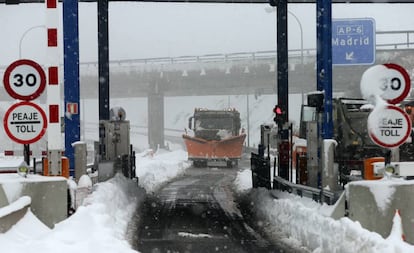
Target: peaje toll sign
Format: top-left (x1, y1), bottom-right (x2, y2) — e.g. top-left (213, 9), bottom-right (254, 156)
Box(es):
top-left (3, 101), bottom-right (48, 145)
top-left (3, 59), bottom-right (46, 101)
top-left (368, 104), bottom-right (411, 148)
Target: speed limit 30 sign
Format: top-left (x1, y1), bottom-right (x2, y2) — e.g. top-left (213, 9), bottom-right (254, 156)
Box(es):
top-left (3, 59), bottom-right (46, 101)
top-left (360, 63), bottom-right (411, 105)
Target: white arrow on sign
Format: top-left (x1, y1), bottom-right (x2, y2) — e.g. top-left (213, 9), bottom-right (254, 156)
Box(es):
top-left (345, 52), bottom-right (354, 60)
top-left (368, 104), bottom-right (412, 148)
top-left (3, 101), bottom-right (48, 145)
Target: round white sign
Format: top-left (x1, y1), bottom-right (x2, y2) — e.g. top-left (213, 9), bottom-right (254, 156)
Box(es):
top-left (3, 59), bottom-right (46, 101)
top-left (3, 101), bottom-right (48, 144)
top-left (360, 63), bottom-right (411, 104)
top-left (368, 104), bottom-right (412, 148)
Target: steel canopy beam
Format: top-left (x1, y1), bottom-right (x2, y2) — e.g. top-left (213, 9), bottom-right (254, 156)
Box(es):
top-left (2, 0), bottom-right (414, 3)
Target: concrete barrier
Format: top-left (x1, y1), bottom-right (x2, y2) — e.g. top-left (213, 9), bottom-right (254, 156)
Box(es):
top-left (0, 196), bottom-right (31, 233)
top-left (0, 186), bottom-right (8, 208)
top-left (346, 179), bottom-right (414, 244)
top-left (0, 174), bottom-right (67, 228)
top-left (330, 191), bottom-right (346, 220)
top-left (73, 142), bottom-right (87, 182)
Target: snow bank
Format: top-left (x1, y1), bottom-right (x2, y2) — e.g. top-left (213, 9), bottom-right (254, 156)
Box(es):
top-left (249, 188), bottom-right (392, 253)
top-left (233, 168), bottom-right (253, 193)
top-left (0, 173), bottom-right (144, 253)
top-left (234, 168), bottom-right (414, 252)
top-left (136, 149), bottom-right (191, 193)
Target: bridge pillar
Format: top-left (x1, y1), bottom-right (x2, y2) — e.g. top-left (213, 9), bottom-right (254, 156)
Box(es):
top-left (148, 91), bottom-right (165, 150)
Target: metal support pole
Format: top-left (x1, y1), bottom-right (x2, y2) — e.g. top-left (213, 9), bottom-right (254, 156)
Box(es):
top-left (246, 94), bottom-right (250, 147)
top-left (277, 0), bottom-right (289, 127)
top-left (316, 0), bottom-right (333, 139)
top-left (98, 0), bottom-right (110, 121)
top-left (148, 91), bottom-right (165, 150)
top-left (23, 144), bottom-right (30, 166)
top-left (98, 0), bottom-right (110, 162)
top-left (63, 0), bottom-right (80, 176)
top-left (45, 0), bottom-right (62, 176)
top-left (288, 11), bottom-right (304, 67)
top-left (276, 0), bottom-right (289, 180)
top-left (289, 123), bottom-right (293, 182)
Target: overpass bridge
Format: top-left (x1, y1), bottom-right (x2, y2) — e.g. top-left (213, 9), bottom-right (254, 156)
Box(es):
top-left (1, 30), bottom-right (413, 100)
top-left (75, 30), bottom-right (414, 100)
top-left (78, 51), bottom-right (414, 99)
top-left (1, 30), bottom-right (413, 149)
top-left (83, 39), bottom-right (414, 148)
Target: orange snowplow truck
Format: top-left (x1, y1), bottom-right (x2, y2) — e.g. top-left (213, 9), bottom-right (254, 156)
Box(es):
top-left (183, 108), bottom-right (246, 168)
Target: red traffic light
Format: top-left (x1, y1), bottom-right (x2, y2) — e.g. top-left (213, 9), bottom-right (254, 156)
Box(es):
top-left (273, 105), bottom-right (283, 115)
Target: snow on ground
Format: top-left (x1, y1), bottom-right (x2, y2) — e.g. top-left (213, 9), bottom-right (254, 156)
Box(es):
top-left (1, 146), bottom-right (414, 253)
top-left (233, 172), bottom-right (414, 253)
top-left (0, 173), bottom-right (143, 253)
top-left (0, 147), bottom-right (189, 253)
top-left (136, 148), bottom-right (191, 193)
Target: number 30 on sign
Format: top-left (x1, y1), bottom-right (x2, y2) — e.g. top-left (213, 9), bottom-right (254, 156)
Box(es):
top-left (3, 59), bottom-right (46, 101)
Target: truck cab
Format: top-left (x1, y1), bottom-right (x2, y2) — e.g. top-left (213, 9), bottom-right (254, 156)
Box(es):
top-left (183, 108), bottom-right (246, 168)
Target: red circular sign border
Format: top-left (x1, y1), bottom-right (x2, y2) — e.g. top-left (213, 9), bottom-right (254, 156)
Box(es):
top-left (3, 59), bottom-right (46, 101)
top-left (368, 105), bottom-right (412, 148)
top-left (3, 101), bottom-right (48, 145)
top-left (383, 63), bottom-right (411, 105)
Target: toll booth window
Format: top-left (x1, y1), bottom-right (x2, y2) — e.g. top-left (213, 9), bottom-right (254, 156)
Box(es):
top-left (302, 106), bottom-right (317, 122)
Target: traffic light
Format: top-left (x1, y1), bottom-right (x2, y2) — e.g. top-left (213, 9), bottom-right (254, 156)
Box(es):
top-left (308, 93), bottom-right (324, 112)
top-left (273, 105), bottom-right (284, 126)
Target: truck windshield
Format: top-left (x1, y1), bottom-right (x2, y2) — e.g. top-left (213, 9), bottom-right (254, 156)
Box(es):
top-left (197, 118), bottom-right (233, 130)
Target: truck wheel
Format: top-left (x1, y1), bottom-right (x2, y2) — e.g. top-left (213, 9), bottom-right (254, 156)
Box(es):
top-left (193, 160), bottom-right (207, 168)
top-left (227, 160), bottom-right (238, 168)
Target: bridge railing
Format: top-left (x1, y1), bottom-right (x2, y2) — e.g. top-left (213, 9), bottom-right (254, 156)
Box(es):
top-left (100, 49), bottom-right (317, 74)
top-left (376, 30), bottom-right (414, 49)
top-left (1, 30), bottom-right (413, 72)
top-left (100, 30), bottom-right (414, 69)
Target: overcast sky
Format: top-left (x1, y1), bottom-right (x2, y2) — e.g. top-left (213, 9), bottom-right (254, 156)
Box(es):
top-left (0, 2), bottom-right (413, 66)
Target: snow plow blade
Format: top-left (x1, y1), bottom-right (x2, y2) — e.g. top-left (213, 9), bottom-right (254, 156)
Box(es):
top-left (183, 134), bottom-right (246, 160)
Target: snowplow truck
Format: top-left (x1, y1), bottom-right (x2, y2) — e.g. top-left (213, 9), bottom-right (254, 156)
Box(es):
top-left (299, 96), bottom-right (388, 185)
top-left (183, 108), bottom-right (246, 168)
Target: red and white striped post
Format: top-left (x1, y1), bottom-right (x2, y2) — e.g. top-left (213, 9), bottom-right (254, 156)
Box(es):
top-left (46, 0), bottom-right (62, 175)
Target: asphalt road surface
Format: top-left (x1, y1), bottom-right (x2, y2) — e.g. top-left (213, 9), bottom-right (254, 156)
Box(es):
top-left (132, 164), bottom-right (306, 253)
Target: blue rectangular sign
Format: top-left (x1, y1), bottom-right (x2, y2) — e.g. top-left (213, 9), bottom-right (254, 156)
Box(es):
top-left (332, 18), bottom-right (376, 65)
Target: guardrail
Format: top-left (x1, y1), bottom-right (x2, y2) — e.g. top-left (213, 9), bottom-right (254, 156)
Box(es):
top-left (272, 175), bottom-right (341, 205)
top-left (80, 30), bottom-right (414, 68)
top-left (1, 30), bottom-right (412, 71)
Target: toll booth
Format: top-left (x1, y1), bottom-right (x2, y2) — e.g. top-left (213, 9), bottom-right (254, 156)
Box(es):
top-left (260, 124), bottom-right (278, 150)
top-left (250, 124), bottom-right (277, 189)
top-left (99, 120), bottom-right (130, 162)
top-left (98, 107), bottom-right (136, 181)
